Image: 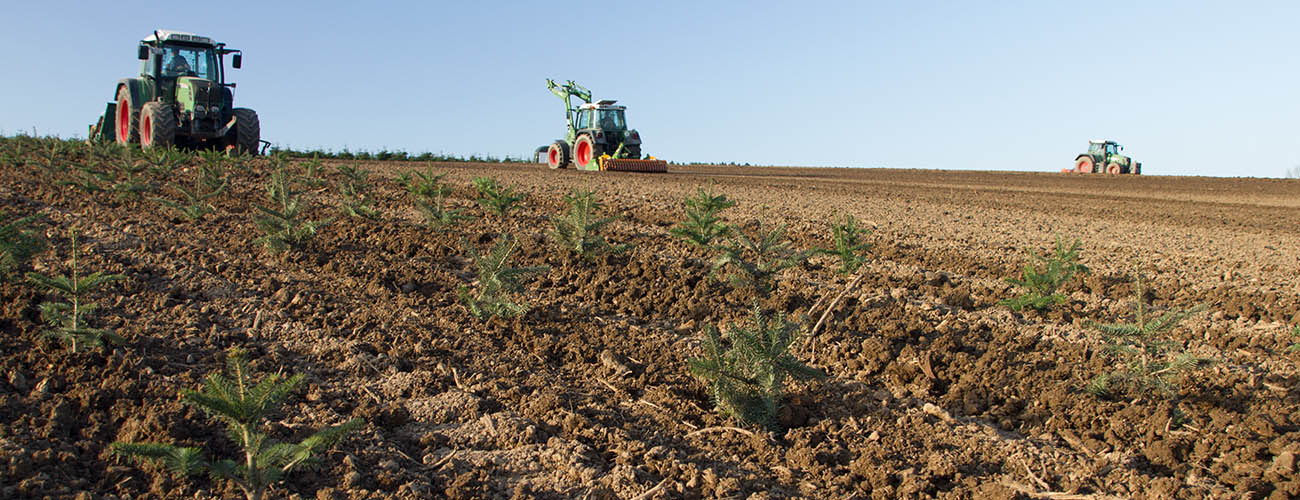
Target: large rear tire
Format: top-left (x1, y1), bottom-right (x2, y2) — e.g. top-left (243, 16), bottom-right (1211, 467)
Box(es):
top-left (547, 141), bottom-right (570, 169)
top-left (231, 108), bottom-right (260, 156)
top-left (574, 134), bottom-right (596, 169)
top-left (139, 102), bottom-right (175, 150)
top-left (1074, 156), bottom-right (1094, 173)
top-left (115, 86), bottom-right (139, 145)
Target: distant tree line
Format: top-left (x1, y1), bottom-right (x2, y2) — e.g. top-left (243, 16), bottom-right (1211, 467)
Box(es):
top-left (269, 146), bottom-right (528, 164)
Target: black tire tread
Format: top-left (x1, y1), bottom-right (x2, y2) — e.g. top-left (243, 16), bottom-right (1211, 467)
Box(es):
top-left (231, 108), bottom-right (260, 156)
top-left (140, 102), bottom-right (175, 149)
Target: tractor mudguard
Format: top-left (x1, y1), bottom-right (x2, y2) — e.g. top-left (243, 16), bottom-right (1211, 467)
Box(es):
top-left (117, 78), bottom-right (155, 110)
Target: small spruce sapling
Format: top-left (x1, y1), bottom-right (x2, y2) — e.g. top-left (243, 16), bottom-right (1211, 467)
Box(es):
top-left (253, 169), bottom-right (332, 253)
top-left (1288, 325), bottom-right (1300, 353)
top-left (712, 222), bottom-right (810, 297)
top-left (0, 211), bottom-right (46, 280)
top-left (458, 235), bottom-right (548, 319)
top-left (156, 164), bottom-right (229, 221)
top-left (112, 348), bottom-right (363, 500)
top-left (472, 176), bottom-right (525, 217)
top-left (688, 306), bottom-right (826, 430)
top-left (336, 163), bottom-right (379, 219)
top-left (25, 231), bottom-right (125, 352)
top-left (1000, 235), bottom-right (1088, 312)
top-left (670, 187), bottom-right (736, 247)
top-left (1086, 271), bottom-right (1208, 399)
top-left (549, 188), bottom-right (627, 259)
top-left (816, 213), bottom-right (872, 274)
top-left (400, 168), bottom-right (472, 227)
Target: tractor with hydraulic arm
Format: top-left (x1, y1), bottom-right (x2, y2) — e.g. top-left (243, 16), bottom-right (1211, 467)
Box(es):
top-left (540, 79), bottom-right (667, 172)
top-left (89, 30), bottom-right (261, 154)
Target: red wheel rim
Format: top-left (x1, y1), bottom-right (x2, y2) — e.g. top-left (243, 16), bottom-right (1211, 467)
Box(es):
top-left (547, 147), bottom-right (559, 167)
top-left (141, 113), bottom-right (152, 147)
top-left (1108, 164), bottom-right (1120, 174)
top-left (576, 139), bottom-right (591, 167)
top-left (1075, 158), bottom-right (1092, 173)
top-left (116, 96), bottom-right (129, 144)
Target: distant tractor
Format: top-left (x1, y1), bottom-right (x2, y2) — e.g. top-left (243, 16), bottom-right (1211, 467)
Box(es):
top-left (89, 30), bottom-right (260, 154)
top-left (540, 79), bottom-right (667, 172)
top-left (1070, 140), bottom-right (1141, 174)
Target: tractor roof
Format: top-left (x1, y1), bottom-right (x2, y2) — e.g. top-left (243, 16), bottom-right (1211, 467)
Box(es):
top-left (143, 30), bottom-right (217, 47)
top-left (579, 102), bottom-right (625, 111)
top-left (1089, 139), bottom-right (1120, 145)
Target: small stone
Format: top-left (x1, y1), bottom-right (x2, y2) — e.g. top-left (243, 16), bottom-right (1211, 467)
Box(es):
top-left (868, 431), bottom-right (880, 441)
top-left (379, 459), bottom-right (399, 471)
top-left (8, 371), bottom-right (28, 392)
top-left (401, 282), bottom-right (417, 293)
top-left (1272, 451), bottom-right (1296, 474)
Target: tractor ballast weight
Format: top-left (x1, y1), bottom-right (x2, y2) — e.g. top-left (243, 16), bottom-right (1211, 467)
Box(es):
top-left (88, 30), bottom-right (260, 155)
top-left (540, 79), bottom-right (667, 173)
top-left (1066, 140), bottom-right (1141, 174)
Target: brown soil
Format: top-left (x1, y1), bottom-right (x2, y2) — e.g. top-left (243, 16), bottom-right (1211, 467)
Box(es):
top-left (2, 148), bottom-right (1299, 499)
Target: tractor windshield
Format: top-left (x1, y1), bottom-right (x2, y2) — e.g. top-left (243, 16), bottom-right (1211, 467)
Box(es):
top-left (597, 109), bottom-right (626, 131)
top-left (159, 45), bottom-right (218, 81)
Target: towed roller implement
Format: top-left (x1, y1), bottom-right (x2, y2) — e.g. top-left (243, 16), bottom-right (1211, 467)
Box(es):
top-left (599, 156), bottom-right (668, 172)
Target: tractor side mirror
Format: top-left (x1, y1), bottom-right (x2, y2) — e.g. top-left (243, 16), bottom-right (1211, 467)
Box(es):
top-left (232, 54), bottom-right (242, 69)
top-left (137, 45), bottom-right (149, 60)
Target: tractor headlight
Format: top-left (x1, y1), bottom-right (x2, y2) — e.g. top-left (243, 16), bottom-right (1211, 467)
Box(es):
top-left (211, 105), bottom-right (220, 114)
top-left (195, 107), bottom-right (207, 118)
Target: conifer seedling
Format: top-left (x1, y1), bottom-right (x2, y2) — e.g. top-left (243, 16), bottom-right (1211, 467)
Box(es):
top-left (400, 168), bottom-right (472, 228)
top-left (112, 348), bottom-right (363, 500)
top-left (712, 222), bottom-right (810, 297)
top-left (458, 235), bottom-right (548, 318)
top-left (335, 163), bottom-right (379, 219)
top-left (0, 211), bottom-right (46, 280)
top-left (156, 164), bottom-right (228, 221)
top-left (688, 307), bottom-right (826, 430)
top-left (670, 187), bottom-right (737, 247)
top-left (549, 188), bottom-right (627, 259)
top-left (1086, 271), bottom-right (1208, 399)
top-left (254, 169), bottom-right (331, 253)
top-left (25, 231), bottom-right (125, 352)
top-left (816, 213), bottom-right (872, 275)
top-left (1000, 235), bottom-right (1088, 312)
top-left (472, 176), bottom-right (525, 217)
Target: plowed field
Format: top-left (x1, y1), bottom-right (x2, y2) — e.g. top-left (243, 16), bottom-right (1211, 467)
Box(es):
top-left (3, 141), bottom-right (1299, 499)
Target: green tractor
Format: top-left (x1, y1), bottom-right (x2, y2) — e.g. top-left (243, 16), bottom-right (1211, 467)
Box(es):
top-left (540, 79), bottom-right (666, 172)
top-left (1070, 140), bottom-right (1141, 174)
top-left (89, 30), bottom-right (260, 154)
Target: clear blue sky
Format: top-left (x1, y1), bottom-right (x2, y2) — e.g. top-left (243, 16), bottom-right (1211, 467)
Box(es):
top-left (4, 1), bottom-right (1299, 177)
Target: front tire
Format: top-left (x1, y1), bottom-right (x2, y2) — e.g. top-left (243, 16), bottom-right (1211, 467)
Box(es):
top-left (1106, 163), bottom-right (1121, 174)
top-left (115, 86), bottom-right (139, 145)
top-left (573, 134), bottom-right (596, 169)
top-left (231, 108), bottom-right (260, 155)
top-left (139, 102), bottom-right (175, 150)
top-left (547, 141), bottom-right (570, 169)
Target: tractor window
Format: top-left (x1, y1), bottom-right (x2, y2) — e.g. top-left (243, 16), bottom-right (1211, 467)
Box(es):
top-left (1088, 143), bottom-right (1104, 154)
top-left (1105, 144), bottom-right (1118, 155)
top-left (161, 46), bottom-right (218, 81)
top-left (576, 110), bottom-right (591, 129)
top-left (597, 110), bottom-right (626, 130)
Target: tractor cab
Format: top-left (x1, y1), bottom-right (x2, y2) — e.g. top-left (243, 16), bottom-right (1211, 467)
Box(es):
top-left (1088, 140), bottom-right (1121, 156)
top-left (137, 31), bottom-right (240, 84)
top-left (576, 101), bottom-right (627, 132)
